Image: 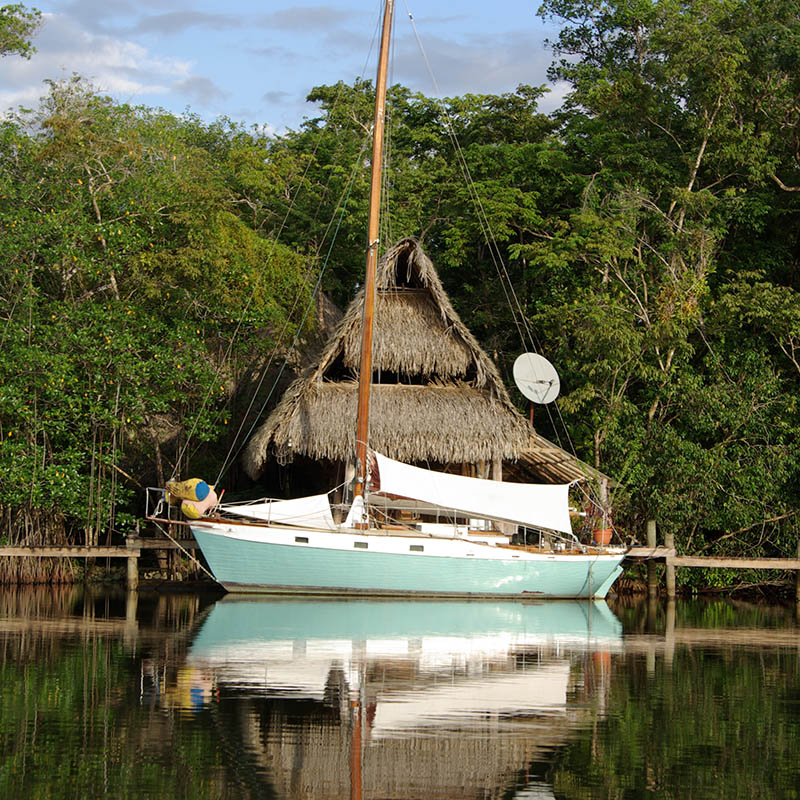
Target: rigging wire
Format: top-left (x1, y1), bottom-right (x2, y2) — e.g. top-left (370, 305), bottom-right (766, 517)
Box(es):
top-left (177, 8), bottom-right (386, 483)
top-left (214, 131), bottom-right (373, 485)
top-left (402, 6), bottom-right (527, 339)
top-left (402, 1), bottom-right (573, 454)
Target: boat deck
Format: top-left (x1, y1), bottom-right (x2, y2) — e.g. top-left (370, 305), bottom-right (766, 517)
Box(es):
top-left (147, 510), bottom-right (621, 558)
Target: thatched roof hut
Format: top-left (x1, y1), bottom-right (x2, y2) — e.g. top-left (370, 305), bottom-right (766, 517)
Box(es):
top-left (244, 238), bottom-right (530, 479)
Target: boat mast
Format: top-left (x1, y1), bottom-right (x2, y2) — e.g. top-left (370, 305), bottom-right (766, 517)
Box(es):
top-left (354, 0), bottom-right (394, 499)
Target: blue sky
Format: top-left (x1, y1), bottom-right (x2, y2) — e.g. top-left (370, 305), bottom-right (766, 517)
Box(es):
top-left (1, 1), bottom-right (566, 133)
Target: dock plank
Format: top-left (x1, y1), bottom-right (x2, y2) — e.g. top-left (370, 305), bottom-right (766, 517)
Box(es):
top-left (674, 555), bottom-right (800, 570)
top-left (625, 547), bottom-right (800, 570)
top-left (0, 546), bottom-right (137, 558)
top-left (626, 547), bottom-right (675, 560)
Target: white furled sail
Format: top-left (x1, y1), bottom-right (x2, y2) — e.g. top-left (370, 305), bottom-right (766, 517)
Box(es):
top-left (370, 451), bottom-right (573, 534)
top-left (223, 494), bottom-right (337, 530)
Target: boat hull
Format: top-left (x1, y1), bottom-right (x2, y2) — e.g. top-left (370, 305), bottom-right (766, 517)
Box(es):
top-left (191, 521), bottom-right (625, 599)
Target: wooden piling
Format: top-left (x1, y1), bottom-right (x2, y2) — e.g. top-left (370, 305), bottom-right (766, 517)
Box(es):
top-left (646, 640), bottom-right (656, 677)
top-left (126, 538), bottom-right (139, 590)
top-left (646, 596), bottom-right (658, 635)
top-left (156, 549), bottom-right (168, 579)
top-left (664, 532), bottom-right (676, 598)
top-left (796, 540), bottom-right (800, 605)
top-left (125, 589), bottom-right (138, 623)
top-left (647, 520), bottom-right (658, 599)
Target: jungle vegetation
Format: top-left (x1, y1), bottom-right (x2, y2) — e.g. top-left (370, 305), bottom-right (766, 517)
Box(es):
top-left (1, 0), bottom-right (799, 586)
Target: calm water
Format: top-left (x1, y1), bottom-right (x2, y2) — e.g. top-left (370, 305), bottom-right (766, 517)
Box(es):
top-left (1, 588), bottom-right (799, 799)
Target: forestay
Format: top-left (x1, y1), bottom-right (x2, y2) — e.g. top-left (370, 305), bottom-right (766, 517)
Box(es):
top-left (223, 494), bottom-right (337, 530)
top-left (370, 452), bottom-right (573, 534)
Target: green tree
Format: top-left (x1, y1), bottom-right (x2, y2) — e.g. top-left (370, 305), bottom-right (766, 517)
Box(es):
top-left (0, 3), bottom-right (40, 58)
top-left (273, 79), bottom-right (560, 346)
top-left (525, 0), bottom-right (800, 562)
top-left (0, 79), bottom-right (312, 549)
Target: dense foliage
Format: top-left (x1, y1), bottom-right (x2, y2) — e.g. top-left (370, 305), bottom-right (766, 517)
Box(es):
top-left (0, 79), bottom-right (311, 546)
top-left (1, 0), bottom-right (799, 583)
top-left (525, 0), bottom-right (800, 575)
top-left (0, 3), bottom-right (40, 59)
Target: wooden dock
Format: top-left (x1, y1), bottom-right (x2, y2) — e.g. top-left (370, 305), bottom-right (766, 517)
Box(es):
top-left (2, 524), bottom-right (799, 597)
top-left (626, 521), bottom-right (800, 600)
top-left (0, 536), bottom-right (199, 589)
top-left (627, 546), bottom-right (800, 571)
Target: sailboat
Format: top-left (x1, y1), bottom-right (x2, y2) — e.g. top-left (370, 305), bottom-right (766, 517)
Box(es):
top-left (146, 0), bottom-right (627, 598)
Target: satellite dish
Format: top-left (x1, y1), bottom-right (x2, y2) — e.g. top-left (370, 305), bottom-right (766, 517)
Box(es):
top-left (513, 353), bottom-right (560, 404)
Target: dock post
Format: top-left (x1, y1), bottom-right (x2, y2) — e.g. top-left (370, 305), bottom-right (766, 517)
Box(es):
top-left (156, 549), bottom-right (168, 579)
top-left (646, 640), bottom-right (656, 677)
top-left (796, 540), bottom-right (800, 605)
top-left (664, 531), bottom-right (676, 599)
top-left (125, 589), bottom-right (138, 623)
top-left (126, 538), bottom-right (139, 590)
top-left (647, 520), bottom-right (658, 598)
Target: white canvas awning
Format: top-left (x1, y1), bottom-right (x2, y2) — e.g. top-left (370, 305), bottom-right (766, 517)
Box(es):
top-left (223, 494), bottom-right (337, 530)
top-left (370, 451), bottom-right (573, 534)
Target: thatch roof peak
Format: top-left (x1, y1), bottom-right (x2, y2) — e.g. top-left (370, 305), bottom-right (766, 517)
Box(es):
top-left (244, 238), bottom-right (528, 478)
top-left (315, 238), bottom-right (510, 392)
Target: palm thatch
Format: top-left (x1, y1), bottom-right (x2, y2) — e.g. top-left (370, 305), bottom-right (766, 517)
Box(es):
top-left (505, 433), bottom-right (613, 486)
top-left (342, 291), bottom-right (475, 377)
top-left (244, 238), bottom-right (528, 478)
top-left (254, 382), bottom-right (527, 466)
top-left (309, 237), bottom-right (507, 390)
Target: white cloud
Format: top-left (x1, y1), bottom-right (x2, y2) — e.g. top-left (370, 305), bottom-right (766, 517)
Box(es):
top-left (391, 29), bottom-right (554, 100)
top-left (0, 85), bottom-right (45, 111)
top-left (60, 0), bottom-right (166, 32)
top-left (538, 80), bottom-right (571, 115)
top-left (0, 13), bottom-right (192, 110)
top-left (262, 89), bottom-right (291, 104)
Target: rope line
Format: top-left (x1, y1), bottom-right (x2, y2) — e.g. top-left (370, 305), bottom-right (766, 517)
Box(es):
top-left (174, 12), bottom-right (382, 485)
top-left (151, 520), bottom-right (220, 583)
top-left (402, 1), bottom-right (573, 456)
top-left (214, 132), bottom-right (372, 486)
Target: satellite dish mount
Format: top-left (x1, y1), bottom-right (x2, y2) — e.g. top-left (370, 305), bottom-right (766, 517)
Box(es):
top-left (513, 353), bottom-right (561, 425)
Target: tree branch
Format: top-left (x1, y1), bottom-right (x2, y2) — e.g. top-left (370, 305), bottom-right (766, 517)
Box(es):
top-left (696, 512), bottom-right (798, 553)
top-left (770, 172), bottom-right (800, 192)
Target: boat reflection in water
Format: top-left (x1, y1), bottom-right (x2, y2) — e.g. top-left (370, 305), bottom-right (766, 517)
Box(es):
top-left (181, 598), bottom-right (622, 799)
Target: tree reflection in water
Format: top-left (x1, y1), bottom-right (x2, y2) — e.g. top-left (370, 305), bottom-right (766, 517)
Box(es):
top-left (1, 590), bottom-right (798, 798)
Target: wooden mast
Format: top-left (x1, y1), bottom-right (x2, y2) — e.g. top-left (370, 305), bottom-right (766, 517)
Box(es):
top-left (354, 0), bottom-right (394, 499)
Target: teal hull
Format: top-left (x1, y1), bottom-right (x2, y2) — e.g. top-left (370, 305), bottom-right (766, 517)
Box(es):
top-left (191, 595), bottom-right (623, 647)
top-left (192, 526), bottom-right (625, 599)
